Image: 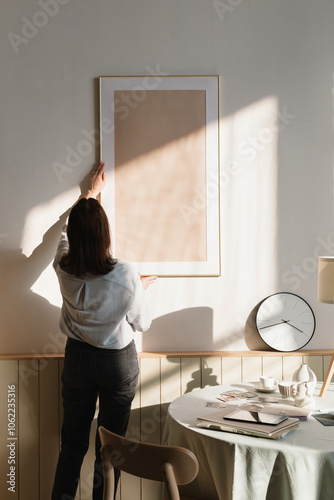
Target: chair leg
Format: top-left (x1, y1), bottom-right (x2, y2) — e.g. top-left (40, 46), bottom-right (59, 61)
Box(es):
top-left (162, 463), bottom-right (180, 500)
top-left (320, 354), bottom-right (334, 396)
top-left (101, 446), bottom-right (115, 500)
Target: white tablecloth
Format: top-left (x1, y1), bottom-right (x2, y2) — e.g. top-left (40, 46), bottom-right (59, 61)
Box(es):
top-left (162, 384), bottom-right (334, 500)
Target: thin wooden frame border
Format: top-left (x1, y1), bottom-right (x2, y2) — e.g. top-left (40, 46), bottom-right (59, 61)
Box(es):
top-left (99, 75), bottom-right (221, 277)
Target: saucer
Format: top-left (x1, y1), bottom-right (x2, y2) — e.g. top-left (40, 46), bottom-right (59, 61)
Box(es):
top-left (253, 382), bottom-right (278, 393)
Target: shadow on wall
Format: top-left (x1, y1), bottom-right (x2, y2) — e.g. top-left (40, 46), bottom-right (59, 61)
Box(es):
top-left (0, 212), bottom-right (69, 354)
top-left (142, 307), bottom-right (214, 352)
top-left (142, 307), bottom-right (217, 394)
top-left (184, 360), bottom-right (220, 394)
top-left (140, 306), bottom-right (273, 394)
top-left (244, 301), bottom-right (273, 351)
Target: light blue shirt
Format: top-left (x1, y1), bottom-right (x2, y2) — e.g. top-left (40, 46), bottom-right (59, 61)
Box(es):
top-left (53, 224), bottom-right (152, 349)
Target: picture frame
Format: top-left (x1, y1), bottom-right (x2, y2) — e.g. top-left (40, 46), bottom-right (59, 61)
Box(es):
top-left (99, 75), bottom-right (220, 276)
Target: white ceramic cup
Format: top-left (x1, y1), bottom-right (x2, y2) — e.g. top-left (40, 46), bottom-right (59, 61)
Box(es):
top-left (259, 376), bottom-right (276, 389)
top-left (278, 381), bottom-right (296, 398)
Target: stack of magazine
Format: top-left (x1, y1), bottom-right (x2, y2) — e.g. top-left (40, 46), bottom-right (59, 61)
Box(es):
top-left (197, 406), bottom-right (303, 439)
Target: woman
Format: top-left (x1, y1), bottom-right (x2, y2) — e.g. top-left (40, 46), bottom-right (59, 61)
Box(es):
top-left (51, 162), bottom-right (156, 500)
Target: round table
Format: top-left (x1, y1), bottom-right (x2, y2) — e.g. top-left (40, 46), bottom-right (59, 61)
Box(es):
top-left (162, 383), bottom-right (334, 500)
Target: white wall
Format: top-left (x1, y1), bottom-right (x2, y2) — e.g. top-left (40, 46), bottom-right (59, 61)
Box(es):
top-left (1, 0), bottom-right (334, 353)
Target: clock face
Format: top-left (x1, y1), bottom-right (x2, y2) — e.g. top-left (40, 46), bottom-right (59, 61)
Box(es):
top-left (255, 293), bottom-right (316, 352)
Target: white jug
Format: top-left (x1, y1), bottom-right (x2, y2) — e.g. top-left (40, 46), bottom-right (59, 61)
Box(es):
top-left (292, 363), bottom-right (317, 396)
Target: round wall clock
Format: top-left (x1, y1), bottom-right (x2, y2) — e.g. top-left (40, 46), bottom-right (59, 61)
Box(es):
top-left (255, 292), bottom-right (316, 352)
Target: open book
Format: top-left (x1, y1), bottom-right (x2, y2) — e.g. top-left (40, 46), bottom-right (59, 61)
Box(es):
top-left (197, 408), bottom-right (300, 439)
top-left (249, 403), bottom-right (312, 421)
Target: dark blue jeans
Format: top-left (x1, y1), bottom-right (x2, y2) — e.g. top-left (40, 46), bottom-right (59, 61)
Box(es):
top-left (51, 338), bottom-right (139, 500)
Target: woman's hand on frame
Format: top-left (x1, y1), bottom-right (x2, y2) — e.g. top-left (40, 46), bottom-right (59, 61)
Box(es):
top-left (87, 162), bottom-right (106, 198)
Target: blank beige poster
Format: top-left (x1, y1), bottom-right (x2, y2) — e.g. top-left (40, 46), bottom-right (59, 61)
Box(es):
top-left (114, 89), bottom-right (207, 263)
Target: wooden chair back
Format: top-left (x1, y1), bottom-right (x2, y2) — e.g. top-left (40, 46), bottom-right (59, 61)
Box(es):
top-left (98, 426), bottom-right (199, 500)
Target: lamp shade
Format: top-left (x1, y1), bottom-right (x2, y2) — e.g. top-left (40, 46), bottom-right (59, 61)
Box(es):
top-left (318, 257), bottom-right (334, 304)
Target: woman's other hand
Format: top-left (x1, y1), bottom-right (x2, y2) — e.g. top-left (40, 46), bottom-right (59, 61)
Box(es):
top-left (140, 275), bottom-right (158, 290)
top-left (87, 162), bottom-right (106, 198)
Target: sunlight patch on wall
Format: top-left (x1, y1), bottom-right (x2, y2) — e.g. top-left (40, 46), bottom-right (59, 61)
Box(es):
top-left (20, 188), bottom-right (79, 307)
top-left (31, 262), bottom-right (62, 307)
top-left (333, 71), bottom-right (334, 219)
top-left (215, 95), bottom-right (279, 348)
top-left (20, 188), bottom-right (78, 258)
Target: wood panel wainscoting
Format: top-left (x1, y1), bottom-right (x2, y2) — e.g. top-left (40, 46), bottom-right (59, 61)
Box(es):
top-left (0, 349), bottom-right (334, 500)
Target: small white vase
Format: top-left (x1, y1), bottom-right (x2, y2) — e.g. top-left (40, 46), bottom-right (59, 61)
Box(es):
top-left (292, 363), bottom-right (317, 396)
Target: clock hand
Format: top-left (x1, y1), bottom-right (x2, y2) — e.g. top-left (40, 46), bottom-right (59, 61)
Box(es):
top-left (281, 319), bottom-right (304, 333)
top-left (259, 320), bottom-right (286, 330)
top-left (287, 322), bottom-right (304, 333)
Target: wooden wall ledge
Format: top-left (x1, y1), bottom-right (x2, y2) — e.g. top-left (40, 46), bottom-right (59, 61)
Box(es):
top-left (1, 349), bottom-right (334, 361)
top-left (1, 349), bottom-right (334, 396)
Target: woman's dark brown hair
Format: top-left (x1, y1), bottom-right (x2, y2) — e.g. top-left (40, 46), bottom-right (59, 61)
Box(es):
top-left (59, 198), bottom-right (117, 278)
